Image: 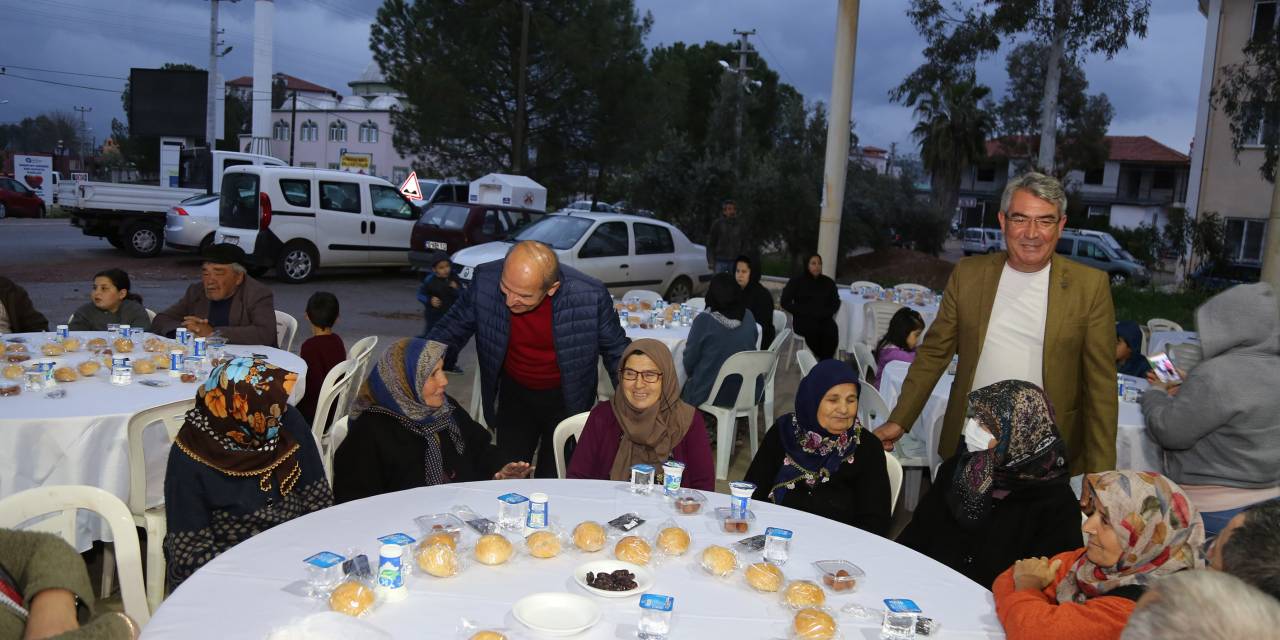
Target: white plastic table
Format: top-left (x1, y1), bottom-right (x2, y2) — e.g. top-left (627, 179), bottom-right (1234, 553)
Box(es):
top-left (0, 331), bottom-right (307, 548)
top-left (837, 289), bottom-right (939, 353)
top-left (143, 479), bottom-right (1006, 639)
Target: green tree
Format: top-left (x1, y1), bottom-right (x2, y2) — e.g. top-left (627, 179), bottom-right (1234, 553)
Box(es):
top-left (901, 74), bottom-right (995, 218)
top-left (0, 112), bottom-right (81, 153)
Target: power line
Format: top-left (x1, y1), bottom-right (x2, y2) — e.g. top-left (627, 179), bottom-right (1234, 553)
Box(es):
top-left (0, 70), bottom-right (122, 93)
top-left (0, 64), bottom-right (127, 81)
top-left (755, 32), bottom-right (800, 91)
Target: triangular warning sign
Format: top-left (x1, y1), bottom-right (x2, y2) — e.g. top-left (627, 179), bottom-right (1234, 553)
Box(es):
top-left (399, 171), bottom-right (423, 199)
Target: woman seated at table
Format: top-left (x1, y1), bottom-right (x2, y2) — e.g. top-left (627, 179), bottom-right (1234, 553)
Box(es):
top-left (568, 339), bottom-right (714, 490)
top-left (743, 359), bottom-right (890, 536)
top-left (164, 356), bottom-right (331, 592)
top-left (68, 268), bottom-right (151, 332)
top-left (332, 338), bottom-right (532, 503)
top-left (734, 254), bottom-right (775, 349)
top-left (780, 253), bottom-right (840, 360)
top-left (993, 470), bottom-right (1205, 640)
top-left (896, 380), bottom-right (1081, 589)
top-left (1115, 320), bottom-right (1151, 378)
top-left (681, 273), bottom-right (757, 408)
top-left (1140, 282), bottom-right (1280, 535)
top-left (869, 307), bottom-right (925, 389)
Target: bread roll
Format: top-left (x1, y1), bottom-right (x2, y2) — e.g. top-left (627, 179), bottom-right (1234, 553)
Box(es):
top-left (132, 359), bottom-right (156, 374)
top-left (5, 343), bottom-right (27, 353)
top-left (421, 531), bottom-right (457, 550)
top-left (782, 580), bottom-right (826, 609)
top-left (745, 562), bottom-right (785, 592)
top-left (113, 338), bottom-right (134, 353)
top-left (415, 542), bottom-right (459, 578)
top-left (2, 364), bottom-right (22, 380)
top-left (572, 521), bottom-right (606, 552)
top-left (614, 536), bottom-right (652, 566)
top-left (53, 367), bottom-right (78, 382)
top-left (329, 581), bottom-right (375, 617)
top-left (86, 337), bottom-right (108, 350)
top-left (41, 343), bottom-right (64, 356)
top-left (474, 534), bottom-right (514, 566)
top-left (793, 608), bottom-right (837, 640)
top-left (700, 545), bottom-right (737, 577)
top-left (151, 354), bottom-right (170, 369)
top-left (77, 360), bottom-right (101, 377)
top-left (61, 338), bottom-right (81, 352)
top-left (526, 530), bottom-right (561, 559)
top-left (144, 337), bottom-right (167, 352)
top-left (469, 632), bottom-right (507, 640)
top-left (656, 527), bottom-right (690, 556)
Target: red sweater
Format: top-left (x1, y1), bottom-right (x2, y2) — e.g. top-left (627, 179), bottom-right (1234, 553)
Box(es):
top-left (298, 333), bottom-right (346, 424)
top-left (993, 549), bottom-right (1137, 640)
top-left (503, 298), bottom-right (561, 390)
top-left (566, 402), bottom-right (715, 491)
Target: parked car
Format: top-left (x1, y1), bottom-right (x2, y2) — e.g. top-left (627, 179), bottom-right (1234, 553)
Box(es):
top-left (214, 166), bottom-right (417, 283)
top-left (409, 202), bottom-right (547, 267)
top-left (1055, 230), bottom-right (1150, 286)
top-left (164, 193), bottom-right (222, 253)
top-left (1190, 261), bottom-right (1261, 292)
top-left (409, 180), bottom-right (468, 212)
top-left (1066, 228), bottom-right (1139, 263)
top-left (563, 199), bottom-right (617, 213)
top-left (962, 227), bottom-right (1004, 255)
top-left (0, 176), bottom-right (46, 218)
top-left (449, 211), bottom-right (712, 301)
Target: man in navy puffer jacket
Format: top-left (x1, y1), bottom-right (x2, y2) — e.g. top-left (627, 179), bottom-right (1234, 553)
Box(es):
top-left (428, 241), bottom-right (630, 477)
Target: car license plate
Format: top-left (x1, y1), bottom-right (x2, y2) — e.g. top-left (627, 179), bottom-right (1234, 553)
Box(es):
top-left (224, 235), bottom-right (239, 245)
top-left (425, 241), bottom-right (447, 250)
top-left (459, 266), bottom-right (474, 281)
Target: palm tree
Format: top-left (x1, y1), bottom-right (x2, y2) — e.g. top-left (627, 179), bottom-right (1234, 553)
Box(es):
top-left (909, 77), bottom-right (995, 215)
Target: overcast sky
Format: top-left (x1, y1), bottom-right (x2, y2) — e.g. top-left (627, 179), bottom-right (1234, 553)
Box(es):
top-left (0, 0), bottom-right (1206, 157)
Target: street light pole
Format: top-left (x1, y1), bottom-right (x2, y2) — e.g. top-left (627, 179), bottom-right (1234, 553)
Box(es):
top-left (512, 0), bottom-right (530, 174)
top-left (815, 0), bottom-right (860, 278)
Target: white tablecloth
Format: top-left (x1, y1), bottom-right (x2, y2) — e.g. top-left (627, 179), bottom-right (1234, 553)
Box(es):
top-left (143, 479), bottom-right (1005, 639)
top-left (0, 332), bottom-right (307, 548)
top-left (837, 290), bottom-right (939, 353)
top-left (1147, 331), bottom-right (1199, 357)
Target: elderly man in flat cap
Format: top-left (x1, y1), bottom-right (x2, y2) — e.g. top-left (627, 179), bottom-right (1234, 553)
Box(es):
top-left (151, 243), bottom-right (278, 346)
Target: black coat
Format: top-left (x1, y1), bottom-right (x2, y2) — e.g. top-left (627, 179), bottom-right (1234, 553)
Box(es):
top-left (895, 454), bottom-right (1083, 590)
top-left (333, 396), bottom-right (507, 503)
top-left (743, 419), bottom-right (891, 537)
top-left (742, 281), bottom-right (776, 349)
top-left (780, 273), bottom-right (840, 325)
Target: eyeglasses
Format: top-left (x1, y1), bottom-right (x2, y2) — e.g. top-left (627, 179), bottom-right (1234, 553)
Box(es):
top-left (621, 368), bottom-right (662, 383)
top-left (1005, 214), bottom-right (1060, 230)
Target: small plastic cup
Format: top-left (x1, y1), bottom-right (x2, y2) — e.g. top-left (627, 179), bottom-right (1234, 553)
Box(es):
top-left (638, 593), bottom-right (674, 640)
top-left (728, 481), bottom-right (755, 518)
top-left (631, 464), bottom-right (656, 495)
top-left (303, 551), bottom-right (347, 597)
top-left (763, 527), bottom-right (792, 565)
top-left (662, 461), bottom-right (685, 497)
top-left (497, 493), bottom-right (529, 531)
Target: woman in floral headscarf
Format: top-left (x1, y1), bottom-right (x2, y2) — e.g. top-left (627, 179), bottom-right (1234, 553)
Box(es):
top-left (993, 470), bottom-right (1205, 640)
top-left (164, 356), bottom-right (331, 592)
top-left (897, 380), bottom-right (1082, 589)
top-left (742, 359), bottom-right (890, 536)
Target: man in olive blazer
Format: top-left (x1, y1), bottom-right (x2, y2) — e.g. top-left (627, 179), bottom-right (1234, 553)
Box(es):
top-left (875, 174), bottom-right (1117, 475)
top-left (151, 244), bottom-right (278, 347)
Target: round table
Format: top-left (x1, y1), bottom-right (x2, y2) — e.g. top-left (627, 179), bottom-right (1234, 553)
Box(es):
top-left (838, 290), bottom-right (939, 353)
top-left (144, 479), bottom-right (1005, 639)
top-left (0, 331), bottom-right (307, 548)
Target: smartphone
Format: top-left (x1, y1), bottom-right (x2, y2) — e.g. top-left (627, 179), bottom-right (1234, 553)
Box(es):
top-left (1147, 352), bottom-right (1182, 384)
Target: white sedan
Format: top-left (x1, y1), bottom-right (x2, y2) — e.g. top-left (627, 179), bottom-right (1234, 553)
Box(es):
top-left (164, 193), bottom-right (221, 253)
top-left (450, 211), bottom-right (712, 301)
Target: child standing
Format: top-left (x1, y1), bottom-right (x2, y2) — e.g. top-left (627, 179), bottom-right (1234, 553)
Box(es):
top-left (870, 307), bottom-right (925, 389)
top-left (298, 292), bottom-right (347, 425)
top-left (416, 251), bottom-right (462, 373)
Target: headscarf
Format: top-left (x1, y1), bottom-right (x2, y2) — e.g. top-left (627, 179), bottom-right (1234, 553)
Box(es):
top-left (352, 338), bottom-right (464, 486)
top-left (1116, 321), bottom-right (1152, 378)
top-left (1057, 470), bottom-right (1205, 604)
top-left (947, 380), bottom-right (1069, 530)
top-left (705, 272), bottom-right (745, 324)
top-left (769, 359), bottom-right (862, 503)
top-left (607, 339), bottom-right (696, 481)
top-left (174, 356), bottom-right (302, 494)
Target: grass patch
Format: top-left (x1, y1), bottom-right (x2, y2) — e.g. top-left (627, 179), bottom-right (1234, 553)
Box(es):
top-left (47, 205), bottom-right (72, 219)
top-left (1112, 284), bottom-right (1213, 329)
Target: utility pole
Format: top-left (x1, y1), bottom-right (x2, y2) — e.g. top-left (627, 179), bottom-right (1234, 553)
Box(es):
top-left (732, 28), bottom-right (756, 171)
top-left (288, 91), bottom-right (297, 165)
top-left (512, 0), bottom-right (530, 174)
top-left (73, 105), bottom-right (91, 164)
top-left (815, 0), bottom-right (860, 278)
top-left (207, 0), bottom-right (219, 148)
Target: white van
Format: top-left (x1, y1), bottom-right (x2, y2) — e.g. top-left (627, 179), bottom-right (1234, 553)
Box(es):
top-left (962, 227), bottom-right (1004, 255)
top-left (214, 166), bottom-right (418, 283)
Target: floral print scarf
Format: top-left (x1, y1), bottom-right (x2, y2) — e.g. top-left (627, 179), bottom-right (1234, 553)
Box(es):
top-left (770, 360), bottom-right (862, 503)
top-left (1057, 470), bottom-right (1205, 604)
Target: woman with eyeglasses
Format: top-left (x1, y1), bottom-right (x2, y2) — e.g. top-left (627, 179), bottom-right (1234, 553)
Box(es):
top-left (743, 359), bottom-right (891, 535)
top-left (992, 470), bottom-right (1205, 640)
top-left (567, 339), bottom-right (714, 490)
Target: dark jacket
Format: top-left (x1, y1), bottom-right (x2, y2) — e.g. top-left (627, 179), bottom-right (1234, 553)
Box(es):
top-left (706, 215), bottom-right (747, 264)
top-left (895, 454), bottom-right (1083, 590)
top-left (0, 276), bottom-right (48, 333)
top-left (151, 276), bottom-right (277, 346)
top-left (740, 257), bottom-right (776, 348)
top-left (68, 300), bottom-right (151, 332)
top-left (0, 530), bottom-right (134, 639)
top-left (780, 272), bottom-right (841, 326)
top-left (743, 419), bottom-right (891, 537)
top-left (427, 260), bottom-right (630, 426)
top-left (681, 310), bottom-right (757, 407)
top-left (333, 397), bottom-right (507, 503)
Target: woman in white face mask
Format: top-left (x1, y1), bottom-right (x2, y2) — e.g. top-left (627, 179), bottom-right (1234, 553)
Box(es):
top-left (896, 379), bottom-right (1081, 590)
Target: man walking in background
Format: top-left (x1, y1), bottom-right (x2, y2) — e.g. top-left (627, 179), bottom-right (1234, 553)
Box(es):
top-left (706, 199), bottom-right (747, 274)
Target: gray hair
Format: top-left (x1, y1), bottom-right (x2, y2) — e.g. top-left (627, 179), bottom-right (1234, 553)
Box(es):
top-left (1000, 171), bottom-right (1067, 219)
top-left (1222, 499), bottom-right (1280, 600)
top-left (228, 262), bottom-right (247, 275)
top-left (1121, 571), bottom-right (1280, 640)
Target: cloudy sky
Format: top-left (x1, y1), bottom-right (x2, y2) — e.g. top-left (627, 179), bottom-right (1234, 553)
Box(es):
top-left (0, 0), bottom-right (1206, 157)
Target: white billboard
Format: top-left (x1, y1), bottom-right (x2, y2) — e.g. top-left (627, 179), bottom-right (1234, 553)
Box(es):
top-left (13, 155), bottom-right (54, 205)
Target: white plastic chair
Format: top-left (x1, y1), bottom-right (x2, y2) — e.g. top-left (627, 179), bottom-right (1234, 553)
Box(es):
top-left (310, 359), bottom-right (359, 484)
top-left (596, 358), bottom-right (615, 402)
top-left (1147, 318), bottom-right (1184, 334)
top-left (330, 416), bottom-right (351, 464)
top-left (849, 281), bottom-right (882, 294)
top-left (685, 297), bottom-right (707, 313)
top-left (761, 328), bottom-right (793, 423)
top-left (1168, 342), bottom-right (1203, 371)
top-left (467, 366), bottom-right (486, 430)
top-left (552, 412), bottom-right (590, 479)
top-left (796, 349), bottom-right (817, 376)
top-left (345, 335), bottom-right (378, 417)
top-left (862, 301), bottom-right (904, 347)
top-left (771, 309), bottom-right (787, 341)
top-left (885, 453), bottom-right (904, 517)
top-left (699, 350), bottom-right (776, 479)
top-left (275, 310), bottom-right (298, 351)
top-left (851, 342), bottom-right (878, 382)
top-left (897, 411), bottom-right (946, 512)
top-left (146, 308), bottom-right (157, 321)
top-left (857, 383), bottom-right (891, 430)
top-left (894, 283), bottom-right (931, 295)
top-left (622, 289), bottom-right (662, 306)
top-left (781, 311), bottom-right (807, 371)
top-left (1139, 324), bottom-right (1151, 356)
top-left (0, 485), bottom-right (151, 626)
top-left (124, 398), bottom-right (192, 613)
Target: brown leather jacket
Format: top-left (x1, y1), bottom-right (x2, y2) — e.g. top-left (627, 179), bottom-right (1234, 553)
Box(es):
top-left (0, 276), bottom-right (49, 333)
